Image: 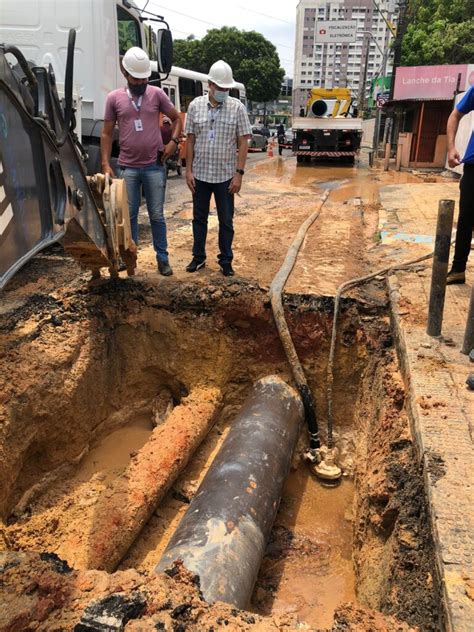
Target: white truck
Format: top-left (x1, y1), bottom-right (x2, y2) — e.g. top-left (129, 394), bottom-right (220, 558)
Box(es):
top-left (0, 0), bottom-right (172, 172)
top-left (293, 87), bottom-right (363, 164)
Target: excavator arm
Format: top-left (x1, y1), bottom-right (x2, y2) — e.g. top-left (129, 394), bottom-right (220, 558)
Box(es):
top-left (0, 30), bottom-right (136, 290)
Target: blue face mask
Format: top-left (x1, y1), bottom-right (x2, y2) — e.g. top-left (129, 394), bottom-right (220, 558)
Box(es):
top-left (213, 88), bottom-right (229, 103)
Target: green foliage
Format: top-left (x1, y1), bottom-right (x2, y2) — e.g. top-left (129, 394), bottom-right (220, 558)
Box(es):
top-left (401, 0), bottom-right (474, 65)
top-left (172, 26), bottom-right (285, 102)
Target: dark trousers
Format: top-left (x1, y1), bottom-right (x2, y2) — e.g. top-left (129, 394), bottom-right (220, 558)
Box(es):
top-left (192, 179), bottom-right (234, 264)
top-left (452, 164), bottom-right (474, 272)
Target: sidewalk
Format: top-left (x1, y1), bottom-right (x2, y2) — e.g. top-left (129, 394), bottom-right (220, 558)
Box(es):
top-left (379, 182), bottom-right (474, 632)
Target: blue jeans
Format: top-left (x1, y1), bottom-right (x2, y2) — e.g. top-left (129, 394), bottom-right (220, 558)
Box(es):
top-left (192, 179), bottom-right (234, 264)
top-left (118, 163), bottom-right (168, 263)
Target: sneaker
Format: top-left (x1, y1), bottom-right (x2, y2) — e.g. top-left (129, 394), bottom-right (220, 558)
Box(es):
top-left (446, 269), bottom-right (465, 285)
top-left (220, 263), bottom-right (234, 277)
top-left (158, 261), bottom-right (173, 276)
top-left (186, 258), bottom-right (206, 273)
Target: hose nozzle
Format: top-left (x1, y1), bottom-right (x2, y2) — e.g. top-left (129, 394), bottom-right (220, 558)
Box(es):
top-left (305, 445), bottom-right (342, 483)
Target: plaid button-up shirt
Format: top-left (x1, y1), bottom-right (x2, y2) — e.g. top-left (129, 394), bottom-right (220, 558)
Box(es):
top-left (185, 95), bottom-right (252, 183)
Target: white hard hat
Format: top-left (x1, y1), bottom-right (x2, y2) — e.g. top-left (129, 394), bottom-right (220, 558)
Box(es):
top-left (208, 60), bottom-right (236, 89)
top-left (122, 47), bottom-right (151, 79)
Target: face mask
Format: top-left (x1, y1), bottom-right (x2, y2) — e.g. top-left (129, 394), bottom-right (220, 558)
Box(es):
top-left (128, 82), bottom-right (147, 97)
top-left (213, 88), bottom-right (229, 103)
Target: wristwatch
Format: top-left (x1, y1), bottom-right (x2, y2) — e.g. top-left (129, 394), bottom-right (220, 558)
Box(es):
top-left (172, 137), bottom-right (180, 144)
top-left (236, 169), bottom-right (245, 175)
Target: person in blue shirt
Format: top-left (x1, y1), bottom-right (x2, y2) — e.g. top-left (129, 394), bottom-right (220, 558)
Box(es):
top-left (446, 86), bottom-right (474, 284)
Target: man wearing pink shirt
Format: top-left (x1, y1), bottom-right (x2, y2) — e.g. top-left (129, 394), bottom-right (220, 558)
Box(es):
top-left (101, 47), bottom-right (182, 276)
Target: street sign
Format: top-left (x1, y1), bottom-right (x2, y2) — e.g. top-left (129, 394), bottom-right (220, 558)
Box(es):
top-left (315, 20), bottom-right (357, 43)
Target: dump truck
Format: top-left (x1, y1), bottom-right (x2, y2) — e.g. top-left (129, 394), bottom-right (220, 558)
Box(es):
top-left (293, 88), bottom-right (363, 164)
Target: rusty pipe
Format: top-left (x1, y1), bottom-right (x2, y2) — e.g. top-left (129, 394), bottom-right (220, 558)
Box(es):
top-left (155, 375), bottom-right (303, 609)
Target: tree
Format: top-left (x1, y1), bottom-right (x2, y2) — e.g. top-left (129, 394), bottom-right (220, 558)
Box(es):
top-left (172, 27), bottom-right (284, 102)
top-left (172, 38), bottom-right (206, 73)
top-left (401, 0), bottom-right (474, 65)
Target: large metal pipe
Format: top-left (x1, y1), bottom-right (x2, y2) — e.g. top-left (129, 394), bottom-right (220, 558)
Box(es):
top-left (155, 375), bottom-right (304, 609)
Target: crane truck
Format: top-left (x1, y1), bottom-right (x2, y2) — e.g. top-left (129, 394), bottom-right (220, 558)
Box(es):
top-left (293, 88), bottom-right (363, 164)
top-left (0, 0), bottom-right (173, 289)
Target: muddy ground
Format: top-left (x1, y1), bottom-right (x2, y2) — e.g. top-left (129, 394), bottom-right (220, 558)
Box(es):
top-left (0, 155), bottom-right (447, 630)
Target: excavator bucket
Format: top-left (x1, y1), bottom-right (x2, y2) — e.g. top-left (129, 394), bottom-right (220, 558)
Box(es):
top-left (0, 35), bottom-right (136, 290)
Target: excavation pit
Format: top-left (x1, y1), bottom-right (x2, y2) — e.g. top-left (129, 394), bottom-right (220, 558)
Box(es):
top-left (0, 280), bottom-right (441, 630)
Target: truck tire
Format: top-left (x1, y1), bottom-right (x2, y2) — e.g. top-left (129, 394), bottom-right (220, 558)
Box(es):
top-left (297, 155), bottom-right (305, 164)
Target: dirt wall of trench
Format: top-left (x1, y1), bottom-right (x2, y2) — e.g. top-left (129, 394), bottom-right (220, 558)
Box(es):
top-left (352, 347), bottom-right (442, 630)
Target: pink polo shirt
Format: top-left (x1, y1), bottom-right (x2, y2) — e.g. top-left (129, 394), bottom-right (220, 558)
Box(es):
top-left (104, 85), bottom-right (174, 167)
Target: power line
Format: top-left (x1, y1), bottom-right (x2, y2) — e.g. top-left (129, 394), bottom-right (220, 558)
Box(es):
top-left (146, 1), bottom-right (294, 48)
top-left (147, 2), bottom-right (217, 27)
top-left (236, 6), bottom-right (294, 25)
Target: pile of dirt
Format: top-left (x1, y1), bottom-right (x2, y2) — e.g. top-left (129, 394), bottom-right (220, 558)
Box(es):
top-left (0, 551), bottom-right (418, 631)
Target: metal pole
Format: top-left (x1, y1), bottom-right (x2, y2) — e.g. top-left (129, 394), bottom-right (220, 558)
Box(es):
top-left (427, 199), bottom-right (455, 337)
top-left (461, 285), bottom-right (474, 354)
top-left (358, 35), bottom-right (370, 112)
top-left (156, 376), bottom-right (304, 609)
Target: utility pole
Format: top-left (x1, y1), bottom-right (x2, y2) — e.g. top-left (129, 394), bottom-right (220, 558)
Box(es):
top-left (358, 36), bottom-right (371, 112)
top-left (372, 46), bottom-right (389, 155)
top-left (359, 31), bottom-right (385, 114)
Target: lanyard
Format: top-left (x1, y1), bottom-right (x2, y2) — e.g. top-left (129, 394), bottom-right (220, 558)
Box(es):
top-left (126, 88), bottom-right (143, 114)
top-left (208, 105), bottom-right (222, 127)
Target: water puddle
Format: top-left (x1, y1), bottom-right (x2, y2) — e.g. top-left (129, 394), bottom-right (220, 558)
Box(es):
top-left (253, 467), bottom-right (355, 628)
top-left (75, 417), bottom-right (153, 484)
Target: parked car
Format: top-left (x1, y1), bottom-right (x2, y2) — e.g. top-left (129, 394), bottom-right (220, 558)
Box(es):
top-left (254, 124), bottom-right (271, 138)
top-left (248, 128), bottom-right (268, 152)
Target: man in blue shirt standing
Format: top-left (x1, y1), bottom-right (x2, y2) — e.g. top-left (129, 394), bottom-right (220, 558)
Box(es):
top-left (446, 86), bottom-right (474, 284)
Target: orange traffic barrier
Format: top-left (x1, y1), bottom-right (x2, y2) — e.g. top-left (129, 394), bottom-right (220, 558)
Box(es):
top-left (267, 138), bottom-right (274, 157)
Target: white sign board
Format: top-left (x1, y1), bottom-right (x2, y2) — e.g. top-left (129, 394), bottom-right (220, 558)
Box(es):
top-left (315, 20), bottom-right (357, 43)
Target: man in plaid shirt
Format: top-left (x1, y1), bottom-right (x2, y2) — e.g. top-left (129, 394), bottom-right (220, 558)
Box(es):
top-left (185, 60), bottom-right (252, 277)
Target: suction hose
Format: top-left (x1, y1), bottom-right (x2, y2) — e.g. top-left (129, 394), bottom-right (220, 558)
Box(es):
top-left (326, 250), bottom-right (437, 448)
top-left (269, 190), bottom-right (330, 450)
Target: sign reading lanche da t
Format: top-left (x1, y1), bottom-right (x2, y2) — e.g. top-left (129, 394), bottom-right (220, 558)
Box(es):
top-left (315, 20), bottom-right (357, 43)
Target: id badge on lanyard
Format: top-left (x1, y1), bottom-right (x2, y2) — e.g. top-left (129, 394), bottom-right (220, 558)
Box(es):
top-left (127, 89), bottom-right (144, 132)
top-left (208, 107), bottom-right (220, 142)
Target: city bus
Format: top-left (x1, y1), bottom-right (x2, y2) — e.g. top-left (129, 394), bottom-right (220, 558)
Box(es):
top-left (159, 66), bottom-right (247, 111)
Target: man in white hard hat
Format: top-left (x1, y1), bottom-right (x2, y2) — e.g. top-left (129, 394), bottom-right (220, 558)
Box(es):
top-left (101, 47), bottom-right (182, 276)
top-left (185, 60), bottom-right (252, 277)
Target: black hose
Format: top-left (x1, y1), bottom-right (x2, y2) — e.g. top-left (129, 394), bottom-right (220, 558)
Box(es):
top-left (3, 45), bottom-right (37, 88)
top-left (269, 190), bottom-right (329, 450)
top-left (57, 29), bottom-right (75, 147)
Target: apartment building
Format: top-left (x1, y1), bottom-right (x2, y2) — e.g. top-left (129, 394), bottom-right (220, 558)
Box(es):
top-left (293, 0), bottom-right (399, 117)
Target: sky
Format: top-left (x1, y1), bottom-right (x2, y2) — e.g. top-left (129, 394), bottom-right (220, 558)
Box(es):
top-left (142, 0), bottom-right (297, 77)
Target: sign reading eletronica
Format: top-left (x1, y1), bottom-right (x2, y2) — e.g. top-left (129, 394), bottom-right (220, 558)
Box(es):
top-left (315, 21), bottom-right (357, 43)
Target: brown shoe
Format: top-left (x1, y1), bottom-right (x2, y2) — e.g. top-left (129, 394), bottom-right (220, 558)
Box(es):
top-left (446, 270), bottom-right (465, 284)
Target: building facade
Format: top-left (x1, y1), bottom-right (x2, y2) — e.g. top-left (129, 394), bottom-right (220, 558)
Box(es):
top-left (293, 0), bottom-right (399, 117)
